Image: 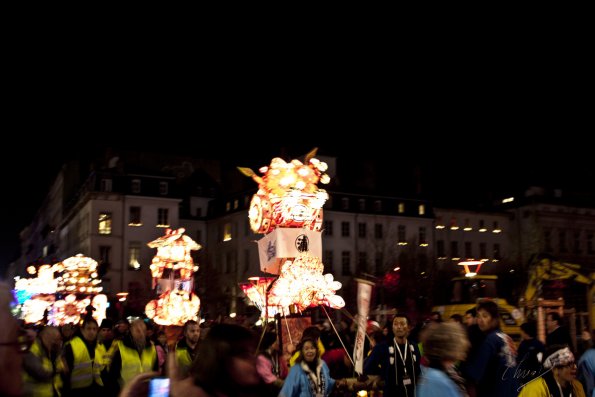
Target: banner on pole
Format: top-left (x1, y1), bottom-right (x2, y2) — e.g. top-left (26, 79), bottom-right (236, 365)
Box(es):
top-left (353, 278), bottom-right (374, 375)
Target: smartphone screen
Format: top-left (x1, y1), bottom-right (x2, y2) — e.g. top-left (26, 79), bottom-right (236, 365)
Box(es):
top-left (148, 377), bottom-right (170, 397)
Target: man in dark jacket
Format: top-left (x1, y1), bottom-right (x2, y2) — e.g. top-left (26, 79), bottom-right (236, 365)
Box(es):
top-left (364, 314), bottom-right (421, 397)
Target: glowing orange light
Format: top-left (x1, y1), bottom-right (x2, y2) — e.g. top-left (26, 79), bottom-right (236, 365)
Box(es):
top-left (458, 260), bottom-right (484, 277)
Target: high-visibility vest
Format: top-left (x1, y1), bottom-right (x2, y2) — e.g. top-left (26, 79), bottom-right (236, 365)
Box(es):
top-left (175, 342), bottom-right (194, 377)
top-left (117, 340), bottom-right (156, 387)
top-left (22, 339), bottom-right (54, 397)
top-left (66, 337), bottom-right (104, 388)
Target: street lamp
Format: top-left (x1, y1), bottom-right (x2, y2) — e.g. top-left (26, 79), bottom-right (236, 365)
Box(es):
top-left (458, 260), bottom-right (484, 277)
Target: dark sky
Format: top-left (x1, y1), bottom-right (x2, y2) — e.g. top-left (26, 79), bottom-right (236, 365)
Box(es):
top-left (1, 136), bottom-right (593, 269)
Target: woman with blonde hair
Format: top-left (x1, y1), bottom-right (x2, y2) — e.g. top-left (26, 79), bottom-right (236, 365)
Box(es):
top-left (418, 321), bottom-right (470, 397)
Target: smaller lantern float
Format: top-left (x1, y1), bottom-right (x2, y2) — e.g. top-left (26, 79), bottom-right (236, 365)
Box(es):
top-left (144, 228), bottom-right (201, 326)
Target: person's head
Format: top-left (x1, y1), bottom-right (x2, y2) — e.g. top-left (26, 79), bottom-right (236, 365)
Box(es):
top-left (40, 326), bottom-right (62, 356)
top-left (259, 331), bottom-right (278, 352)
top-left (0, 281), bottom-right (23, 397)
top-left (301, 326), bottom-right (321, 342)
top-left (392, 314), bottom-right (411, 341)
top-left (546, 312), bottom-right (562, 333)
top-left (296, 337), bottom-right (319, 364)
top-left (191, 323), bottom-right (261, 395)
top-left (464, 308), bottom-right (477, 327)
top-left (61, 323), bottom-right (76, 340)
top-left (429, 311), bottom-right (443, 323)
top-left (183, 320), bottom-right (201, 346)
top-left (98, 318), bottom-right (114, 342)
top-left (156, 330), bottom-right (167, 347)
top-left (520, 321), bottom-right (537, 340)
top-left (476, 301), bottom-right (500, 332)
top-left (449, 314), bottom-right (463, 324)
top-left (80, 318), bottom-right (98, 343)
top-left (422, 322), bottom-right (470, 364)
top-left (115, 319), bottom-right (129, 335)
top-left (543, 345), bottom-right (577, 386)
top-left (129, 319), bottom-right (147, 343)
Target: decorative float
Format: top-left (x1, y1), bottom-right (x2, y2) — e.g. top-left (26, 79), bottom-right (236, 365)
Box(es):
top-left (144, 228), bottom-right (201, 326)
top-left (239, 148), bottom-right (344, 317)
top-left (15, 254), bottom-right (107, 326)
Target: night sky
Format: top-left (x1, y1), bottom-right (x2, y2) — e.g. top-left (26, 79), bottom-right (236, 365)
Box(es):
top-left (1, 136), bottom-right (593, 271)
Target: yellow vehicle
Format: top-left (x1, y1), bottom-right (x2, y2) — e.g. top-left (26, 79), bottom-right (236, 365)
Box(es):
top-left (432, 275), bottom-right (525, 340)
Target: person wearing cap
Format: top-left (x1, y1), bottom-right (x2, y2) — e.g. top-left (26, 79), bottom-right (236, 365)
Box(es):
top-left (518, 344), bottom-right (586, 397)
top-left (98, 319), bottom-right (115, 350)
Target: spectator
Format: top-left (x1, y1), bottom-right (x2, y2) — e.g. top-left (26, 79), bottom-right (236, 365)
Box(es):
top-left (280, 336), bottom-right (335, 397)
top-left (519, 345), bottom-right (585, 397)
top-left (418, 322), bottom-right (470, 397)
top-left (462, 301), bottom-right (518, 397)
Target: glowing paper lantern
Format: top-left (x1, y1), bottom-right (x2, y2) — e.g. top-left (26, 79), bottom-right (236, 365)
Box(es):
top-left (145, 228), bottom-right (202, 326)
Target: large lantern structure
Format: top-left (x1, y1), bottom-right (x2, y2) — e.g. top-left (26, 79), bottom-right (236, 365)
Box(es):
top-left (239, 149), bottom-right (344, 315)
top-left (144, 228), bottom-right (201, 326)
top-left (15, 254), bottom-right (108, 326)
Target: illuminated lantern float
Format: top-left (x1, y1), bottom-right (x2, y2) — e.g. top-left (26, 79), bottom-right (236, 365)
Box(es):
top-left (144, 228), bottom-right (201, 326)
top-left (239, 149), bottom-right (345, 316)
top-left (15, 254), bottom-right (108, 326)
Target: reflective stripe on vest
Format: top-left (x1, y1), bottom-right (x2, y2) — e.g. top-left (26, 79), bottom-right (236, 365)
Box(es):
top-left (118, 340), bottom-right (156, 386)
top-left (22, 339), bottom-right (54, 397)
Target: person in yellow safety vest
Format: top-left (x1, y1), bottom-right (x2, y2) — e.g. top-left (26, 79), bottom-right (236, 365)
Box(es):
top-left (175, 320), bottom-right (201, 378)
top-left (22, 326), bottom-right (64, 397)
top-left (104, 319), bottom-right (158, 395)
top-left (61, 318), bottom-right (105, 397)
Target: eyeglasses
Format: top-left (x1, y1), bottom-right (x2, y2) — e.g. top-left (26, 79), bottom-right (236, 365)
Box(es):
top-left (558, 361), bottom-right (576, 368)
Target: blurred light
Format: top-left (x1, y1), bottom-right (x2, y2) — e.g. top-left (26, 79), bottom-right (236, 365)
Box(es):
top-left (229, 312), bottom-right (237, 318)
top-left (502, 197), bottom-right (514, 203)
top-left (393, 267), bottom-right (400, 271)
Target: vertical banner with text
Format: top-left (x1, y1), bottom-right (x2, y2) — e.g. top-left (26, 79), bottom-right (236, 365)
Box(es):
top-left (353, 278), bottom-right (374, 374)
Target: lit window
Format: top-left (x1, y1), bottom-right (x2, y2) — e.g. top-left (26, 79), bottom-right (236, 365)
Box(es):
top-left (99, 213), bottom-right (112, 234)
top-left (223, 223), bottom-right (232, 241)
top-left (128, 243), bottom-right (141, 270)
top-left (418, 204), bottom-right (425, 216)
top-left (233, 199), bottom-right (239, 210)
top-left (157, 208), bottom-right (170, 227)
top-left (398, 202), bottom-right (405, 214)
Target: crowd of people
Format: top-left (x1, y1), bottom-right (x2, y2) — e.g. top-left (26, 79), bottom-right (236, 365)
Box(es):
top-left (1, 280), bottom-right (594, 397)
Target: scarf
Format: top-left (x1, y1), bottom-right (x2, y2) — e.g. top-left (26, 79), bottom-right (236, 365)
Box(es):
top-left (300, 360), bottom-right (325, 396)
